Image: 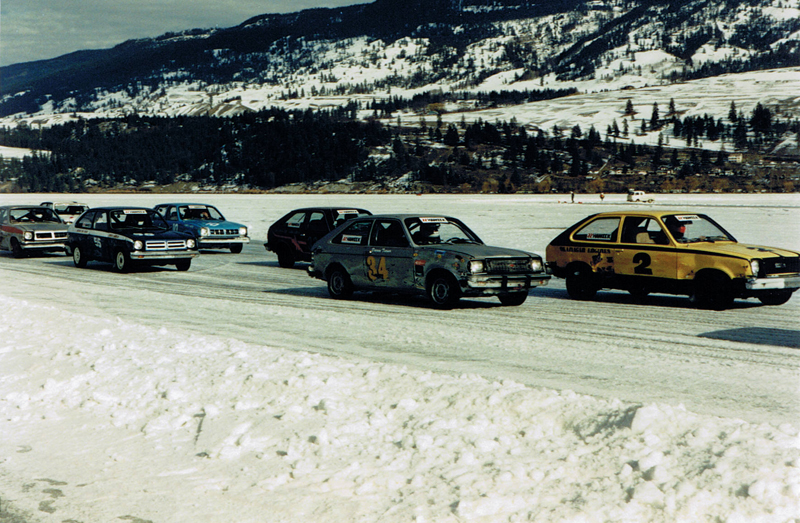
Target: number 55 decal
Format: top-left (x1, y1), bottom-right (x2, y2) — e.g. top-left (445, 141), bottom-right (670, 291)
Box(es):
top-left (633, 252), bottom-right (653, 275)
top-left (367, 256), bottom-right (389, 280)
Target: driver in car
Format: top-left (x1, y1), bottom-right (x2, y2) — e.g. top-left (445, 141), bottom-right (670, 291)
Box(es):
top-left (412, 223), bottom-right (441, 245)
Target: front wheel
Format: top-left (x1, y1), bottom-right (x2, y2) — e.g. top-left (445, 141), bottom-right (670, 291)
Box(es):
top-left (565, 265), bottom-right (597, 300)
top-left (277, 245), bottom-right (295, 268)
top-left (73, 245), bottom-right (88, 268)
top-left (692, 272), bottom-right (734, 310)
top-left (114, 249), bottom-right (130, 273)
top-left (327, 267), bottom-right (353, 299)
top-left (758, 290), bottom-right (792, 306)
top-left (10, 238), bottom-right (25, 258)
top-left (175, 259), bottom-right (191, 271)
top-left (230, 244), bottom-right (243, 254)
top-left (427, 273), bottom-right (461, 309)
top-left (498, 292), bottom-right (527, 306)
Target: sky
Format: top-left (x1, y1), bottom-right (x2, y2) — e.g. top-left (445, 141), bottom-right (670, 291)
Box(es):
top-left (0, 0), bottom-right (365, 67)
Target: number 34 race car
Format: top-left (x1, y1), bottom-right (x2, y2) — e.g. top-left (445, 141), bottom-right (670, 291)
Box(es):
top-left (546, 210), bottom-right (800, 309)
top-left (308, 214), bottom-right (550, 308)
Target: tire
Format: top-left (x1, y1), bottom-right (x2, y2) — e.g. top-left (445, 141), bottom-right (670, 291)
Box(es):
top-left (757, 290), bottom-right (792, 306)
top-left (327, 267), bottom-right (353, 299)
top-left (175, 259), bottom-right (191, 271)
top-left (73, 245), bottom-right (88, 268)
top-left (114, 249), bottom-right (130, 273)
top-left (230, 244), bottom-right (243, 254)
top-left (692, 271), bottom-right (734, 310)
top-left (427, 273), bottom-right (461, 309)
top-left (10, 238), bottom-right (25, 258)
top-left (565, 265), bottom-right (597, 300)
top-left (277, 245), bottom-right (295, 268)
top-left (498, 292), bottom-right (527, 306)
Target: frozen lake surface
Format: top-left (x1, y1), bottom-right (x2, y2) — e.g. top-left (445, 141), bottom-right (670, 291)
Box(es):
top-left (0, 192), bottom-right (798, 522)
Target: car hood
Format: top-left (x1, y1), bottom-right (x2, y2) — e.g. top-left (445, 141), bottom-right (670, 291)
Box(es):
top-left (183, 219), bottom-right (244, 229)
top-left (691, 242), bottom-right (800, 259)
top-left (13, 222), bottom-right (68, 231)
top-left (125, 229), bottom-right (194, 241)
top-left (423, 243), bottom-right (535, 258)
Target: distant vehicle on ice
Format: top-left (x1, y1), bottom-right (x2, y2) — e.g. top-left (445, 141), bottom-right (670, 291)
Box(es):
top-left (40, 201), bottom-right (90, 224)
top-left (627, 190), bottom-right (654, 203)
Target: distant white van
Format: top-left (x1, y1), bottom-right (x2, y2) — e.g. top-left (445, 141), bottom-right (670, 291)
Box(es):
top-left (626, 190), bottom-right (653, 203)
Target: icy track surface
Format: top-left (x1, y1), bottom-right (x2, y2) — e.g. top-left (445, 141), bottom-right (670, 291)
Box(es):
top-left (0, 193), bottom-right (798, 522)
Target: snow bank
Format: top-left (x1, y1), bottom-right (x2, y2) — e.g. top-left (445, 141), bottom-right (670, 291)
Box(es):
top-left (1, 295), bottom-right (798, 522)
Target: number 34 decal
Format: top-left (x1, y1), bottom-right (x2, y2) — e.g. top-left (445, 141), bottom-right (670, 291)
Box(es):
top-left (367, 256), bottom-right (389, 280)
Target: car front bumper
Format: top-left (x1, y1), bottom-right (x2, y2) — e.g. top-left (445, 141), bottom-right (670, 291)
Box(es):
top-left (466, 273), bottom-right (550, 292)
top-left (198, 237), bottom-right (249, 246)
top-left (21, 240), bottom-right (66, 252)
top-left (746, 274), bottom-right (800, 291)
top-left (130, 251), bottom-right (199, 261)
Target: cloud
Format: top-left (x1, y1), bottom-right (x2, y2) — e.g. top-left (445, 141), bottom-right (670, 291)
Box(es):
top-left (1, 0), bottom-right (364, 67)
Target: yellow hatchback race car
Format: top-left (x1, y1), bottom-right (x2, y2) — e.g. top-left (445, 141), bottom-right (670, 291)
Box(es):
top-left (546, 210), bottom-right (800, 309)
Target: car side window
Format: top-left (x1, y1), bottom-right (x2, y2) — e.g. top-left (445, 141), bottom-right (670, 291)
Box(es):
top-left (332, 220), bottom-right (372, 246)
top-left (307, 212), bottom-right (328, 235)
top-left (285, 212), bottom-right (306, 229)
top-left (76, 211), bottom-right (95, 229)
top-left (572, 217), bottom-right (620, 242)
top-left (167, 207), bottom-right (179, 221)
top-left (621, 217), bottom-right (665, 244)
top-left (371, 220), bottom-right (409, 247)
top-left (93, 212), bottom-right (108, 231)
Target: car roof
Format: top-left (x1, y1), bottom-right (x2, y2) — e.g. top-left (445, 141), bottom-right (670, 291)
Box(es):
top-left (0, 205), bottom-right (49, 210)
top-left (85, 206), bottom-right (155, 211)
top-left (589, 210), bottom-right (704, 219)
top-left (156, 203), bottom-right (218, 207)
top-left (285, 207), bottom-right (370, 212)
top-left (345, 214), bottom-right (457, 220)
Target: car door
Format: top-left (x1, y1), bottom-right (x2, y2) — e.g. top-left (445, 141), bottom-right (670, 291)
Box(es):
top-left (365, 219), bottom-right (415, 290)
top-left (91, 210), bottom-right (111, 260)
top-left (71, 210), bottom-right (96, 257)
top-left (328, 219), bottom-right (372, 287)
top-left (613, 216), bottom-right (677, 285)
top-left (0, 208), bottom-right (9, 249)
top-left (303, 211), bottom-right (330, 254)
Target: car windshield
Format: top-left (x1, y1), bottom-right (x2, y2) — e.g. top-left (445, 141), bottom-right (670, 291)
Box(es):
top-left (109, 209), bottom-right (169, 230)
top-left (662, 214), bottom-right (734, 243)
top-left (179, 205), bottom-right (224, 220)
top-left (405, 217), bottom-right (481, 245)
top-left (9, 208), bottom-right (62, 223)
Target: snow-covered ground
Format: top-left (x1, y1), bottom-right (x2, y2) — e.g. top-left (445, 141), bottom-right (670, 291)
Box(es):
top-left (1, 193), bottom-right (799, 522)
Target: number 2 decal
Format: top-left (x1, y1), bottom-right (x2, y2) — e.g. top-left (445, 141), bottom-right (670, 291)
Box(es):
top-left (367, 256), bottom-right (389, 280)
top-left (633, 252), bottom-right (653, 275)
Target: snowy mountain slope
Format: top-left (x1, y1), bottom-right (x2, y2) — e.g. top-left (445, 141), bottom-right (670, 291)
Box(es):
top-left (1, 0), bottom-right (798, 120)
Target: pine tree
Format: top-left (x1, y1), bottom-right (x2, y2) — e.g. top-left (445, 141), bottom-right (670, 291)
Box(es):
top-left (650, 102), bottom-right (660, 130)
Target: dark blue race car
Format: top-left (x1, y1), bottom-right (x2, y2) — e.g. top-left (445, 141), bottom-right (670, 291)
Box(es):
top-left (68, 207), bottom-right (199, 272)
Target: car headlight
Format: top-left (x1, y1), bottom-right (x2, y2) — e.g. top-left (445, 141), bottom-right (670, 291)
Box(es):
top-left (750, 259), bottom-right (760, 277)
top-left (133, 240), bottom-right (144, 251)
top-left (23, 232), bottom-right (33, 241)
top-left (239, 227), bottom-right (248, 236)
top-left (187, 238), bottom-right (196, 249)
top-left (469, 260), bottom-right (485, 273)
top-left (199, 227), bottom-right (210, 237)
top-left (531, 258), bottom-right (544, 272)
